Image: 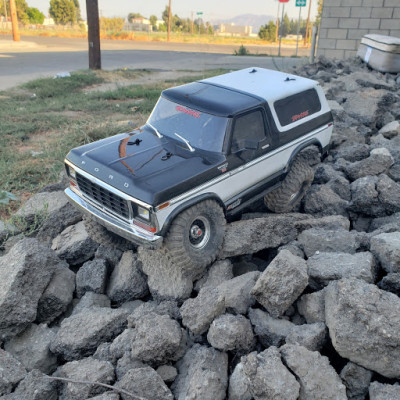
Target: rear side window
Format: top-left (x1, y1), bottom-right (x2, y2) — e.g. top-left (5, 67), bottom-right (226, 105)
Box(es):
top-left (274, 89), bottom-right (321, 127)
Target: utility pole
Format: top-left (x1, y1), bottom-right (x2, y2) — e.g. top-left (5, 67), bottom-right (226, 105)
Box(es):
top-left (304, 0), bottom-right (312, 45)
top-left (275, 2), bottom-right (280, 42)
top-left (167, 0), bottom-right (171, 42)
top-left (9, 0), bottom-right (19, 42)
top-left (3, 0), bottom-right (8, 22)
top-left (86, 0), bottom-right (101, 69)
top-left (191, 11), bottom-right (194, 34)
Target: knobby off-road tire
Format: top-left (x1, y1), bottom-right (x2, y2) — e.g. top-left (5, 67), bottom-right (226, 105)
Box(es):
top-left (164, 200), bottom-right (226, 269)
top-left (82, 215), bottom-right (136, 251)
top-left (264, 156), bottom-right (314, 213)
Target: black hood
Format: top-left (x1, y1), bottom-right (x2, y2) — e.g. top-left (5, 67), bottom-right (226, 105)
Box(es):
top-left (66, 126), bottom-right (226, 205)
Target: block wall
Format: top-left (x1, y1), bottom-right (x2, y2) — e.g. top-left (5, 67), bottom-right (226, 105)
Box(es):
top-left (317, 0), bottom-right (400, 59)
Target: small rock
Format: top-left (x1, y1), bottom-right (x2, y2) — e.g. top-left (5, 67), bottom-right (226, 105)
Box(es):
top-left (71, 292), bottom-right (111, 315)
top-left (297, 288), bottom-right (326, 323)
top-left (286, 322), bottom-right (327, 351)
top-left (369, 382), bottom-right (400, 400)
top-left (303, 185), bottom-right (349, 217)
top-left (388, 162), bottom-right (400, 182)
top-left (281, 344), bottom-right (347, 400)
top-left (156, 365), bottom-right (177, 383)
top-left (51, 221), bottom-right (98, 266)
top-left (194, 259), bottom-right (233, 292)
top-left (76, 259), bottom-right (108, 298)
top-left (251, 250), bottom-right (308, 317)
top-left (370, 232), bottom-right (400, 273)
top-left (331, 143), bottom-right (370, 162)
top-left (376, 174), bottom-right (400, 214)
top-left (340, 361), bottom-right (372, 400)
top-left (228, 362), bottom-right (252, 400)
top-left (180, 286), bottom-right (225, 335)
top-left (94, 245), bottom-right (122, 267)
top-left (207, 314), bottom-right (255, 353)
top-left (107, 251), bottom-right (148, 305)
top-left (115, 352), bottom-right (145, 380)
top-left (378, 120), bottom-right (400, 139)
top-left (172, 344), bottom-right (228, 400)
top-left (4, 324), bottom-right (57, 374)
top-left (88, 393), bottom-right (120, 400)
top-left (242, 347), bottom-right (300, 400)
top-left (378, 273), bottom-right (400, 295)
top-left (0, 349), bottom-right (26, 396)
top-left (109, 328), bottom-right (135, 360)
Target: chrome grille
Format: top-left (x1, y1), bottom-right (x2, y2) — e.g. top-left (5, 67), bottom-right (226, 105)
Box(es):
top-left (76, 173), bottom-right (130, 220)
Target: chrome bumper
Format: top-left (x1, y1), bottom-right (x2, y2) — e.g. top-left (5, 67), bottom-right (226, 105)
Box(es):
top-left (65, 188), bottom-right (163, 249)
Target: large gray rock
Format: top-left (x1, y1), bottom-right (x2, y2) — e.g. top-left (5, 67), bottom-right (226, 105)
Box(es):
top-left (71, 292), bottom-right (111, 316)
top-left (172, 344), bottom-right (228, 400)
top-left (242, 347), bottom-right (300, 400)
top-left (51, 221), bottom-right (98, 266)
top-left (340, 361), bottom-right (372, 400)
top-left (303, 185), bottom-right (349, 217)
top-left (219, 213), bottom-right (309, 258)
top-left (286, 322), bottom-right (327, 352)
top-left (369, 212), bottom-right (400, 232)
top-left (55, 357), bottom-right (115, 400)
top-left (228, 362), bottom-right (252, 400)
top-left (251, 250), bottom-right (308, 317)
top-left (0, 349), bottom-right (26, 396)
top-left (307, 251), bottom-right (376, 289)
top-left (107, 250), bottom-right (148, 305)
top-left (376, 174), bottom-right (400, 214)
top-left (248, 308), bottom-right (295, 347)
top-left (50, 307), bottom-right (129, 361)
top-left (36, 265), bottom-right (75, 324)
top-left (369, 382), bottom-right (400, 400)
top-left (281, 344), bottom-right (347, 400)
top-left (298, 228), bottom-right (362, 257)
top-left (294, 215), bottom-right (351, 232)
top-left (345, 148), bottom-right (394, 181)
top-left (194, 259), bottom-right (233, 292)
top-left (217, 271), bottom-right (260, 314)
top-left (325, 278), bottom-right (400, 378)
top-left (76, 259), bottom-right (108, 298)
top-left (4, 324), bottom-right (57, 374)
top-left (115, 366), bottom-right (174, 400)
top-left (138, 247), bottom-right (198, 301)
top-left (1, 369), bottom-right (58, 400)
top-left (371, 232), bottom-right (400, 273)
top-left (207, 314), bottom-right (255, 353)
top-left (0, 238), bottom-right (61, 341)
top-left (180, 286), bottom-right (225, 335)
top-left (297, 288), bottom-right (326, 323)
top-left (131, 312), bottom-right (185, 365)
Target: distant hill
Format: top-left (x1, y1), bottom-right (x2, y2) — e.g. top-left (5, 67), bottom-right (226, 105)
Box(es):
top-left (212, 14), bottom-right (276, 33)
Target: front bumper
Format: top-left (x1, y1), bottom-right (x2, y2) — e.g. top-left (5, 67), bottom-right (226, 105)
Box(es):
top-left (65, 188), bottom-right (163, 249)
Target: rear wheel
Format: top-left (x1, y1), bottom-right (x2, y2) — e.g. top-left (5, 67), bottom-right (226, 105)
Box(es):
top-left (264, 157), bottom-right (314, 213)
top-left (164, 200), bottom-right (226, 269)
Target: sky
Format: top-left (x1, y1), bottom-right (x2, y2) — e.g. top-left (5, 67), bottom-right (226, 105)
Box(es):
top-left (28, 0), bottom-right (319, 22)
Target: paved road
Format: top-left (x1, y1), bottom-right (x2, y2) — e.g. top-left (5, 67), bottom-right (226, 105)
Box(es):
top-left (0, 35), bottom-right (309, 90)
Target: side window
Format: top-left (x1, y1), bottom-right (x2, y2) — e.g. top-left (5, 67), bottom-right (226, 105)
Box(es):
top-left (274, 89), bottom-right (321, 127)
top-left (231, 110), bottom-right (266, 153)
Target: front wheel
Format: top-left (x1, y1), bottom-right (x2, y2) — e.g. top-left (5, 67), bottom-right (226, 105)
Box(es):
top-left (164, 200), bottom-right (226, 269)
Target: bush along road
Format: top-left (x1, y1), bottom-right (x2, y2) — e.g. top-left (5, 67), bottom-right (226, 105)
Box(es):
top-left (0, 57), bottom-right (400, 399)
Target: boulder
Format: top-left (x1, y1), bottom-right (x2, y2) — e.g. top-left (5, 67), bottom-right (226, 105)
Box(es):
top-left (180, 286), bottom-right (225, 335)
top-left (331, 143), bottom-right (370, 162)
top-left (4, 324), bottom-right (57, 374)
top-left (297, 288), bottom-right (326, 324)
top-left (217, 271), bottom-right (260, 314)
top-left (76, 259), bottom-right (108, 298)
top-left (115, 366), bottom-right (174, 400)
top-left (307, 251), bottom-right (376, 289)
top-left (285, 322), bottom-right (327, 351)
top-left (106, 251), bottom-right (148, 305)
top-left (228, 362), bottom-right (252, 400)
top-left (281, 344), bottom-right (347, 400)
top-left (71, 292), bottom-right (111, 316)
top-left (241, 347), bottom-right (300, 400)
top-left (303, 185), bottom-right (349, 217)
top-left (248, 308), bottom-right (295, 347)
top-left (94, 245), bottom-right (122, 268)
top-left (251, 250), bottom-right (308, 317)
top-left (376, 174), bottom-right (400, 214)
top-left (194, 259), bottom-right (233, 292)
top-left (36, 265), bottom-right (75, 324)
top-left (0, 238), bottom-right (61, 341)
top-left (369, 382), bottom-right (400, 400)
top-left (370, 232), bottom-right (400, 273)
top-left (50, 307), bottom-right (129, 361)
top-left (340, 362), bottom-right (372, 400)
top-left (207, 314), bottom-right (255, 353)
top-left (378, 273), bottom-right (400, 296)
top-left (0, 349), bottom-right (26, 396)
top-left (172, 344), bottom-right (228, 400)
top-left (131, 312), bottom-right (186, 365)
top-left (51, 221), bottom-right (98, 266)
top-left (369, 212), bottom-right (400, 232)
top-left (55, 357), bottom-right (115, 400)
top-left (294, 215), bottom-right (351, 232)
top-left (325, 278), bottom-right (400, 378)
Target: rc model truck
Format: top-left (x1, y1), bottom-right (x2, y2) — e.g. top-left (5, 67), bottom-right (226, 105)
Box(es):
top-left (64, 67), bottom-right (333, 268)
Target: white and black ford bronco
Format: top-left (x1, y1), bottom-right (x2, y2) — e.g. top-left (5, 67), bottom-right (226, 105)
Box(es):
top-left (64, 67), bottom-right (333, 267)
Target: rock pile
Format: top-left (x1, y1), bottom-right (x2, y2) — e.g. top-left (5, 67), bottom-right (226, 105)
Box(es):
top-left (0, 57), bottom-right (400, 399)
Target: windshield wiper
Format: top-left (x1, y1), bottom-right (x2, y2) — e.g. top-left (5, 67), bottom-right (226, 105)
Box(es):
top-left (146, 122), bottom-right (163, 138)
top-left (174, 132), bottom-right (195, 152)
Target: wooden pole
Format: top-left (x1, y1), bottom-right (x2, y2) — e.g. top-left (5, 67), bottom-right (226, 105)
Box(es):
top-left (167, 0), bottom-right (171, 42)
top-left (304, 0), bottom-right (312, 45)
top-left (86, 0), bottom-right (101, 69)
top-left (9, 0), bottom-right (19, 42)
top-left (275, 2), bottom-right (280, 42)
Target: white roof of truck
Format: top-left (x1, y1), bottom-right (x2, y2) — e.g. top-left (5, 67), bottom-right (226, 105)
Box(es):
top-left (201, 67), bottom-right (319, 103)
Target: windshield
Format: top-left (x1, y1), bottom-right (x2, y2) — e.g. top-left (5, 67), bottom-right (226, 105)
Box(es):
top-left (147, 97), bottom-right (228, 152)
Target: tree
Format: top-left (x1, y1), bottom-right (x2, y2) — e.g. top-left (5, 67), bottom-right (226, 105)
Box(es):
top-left (259, 21), bottom-right (276, 41)
top-left (49, 0), bottom-right (76, 25)
top-left (315, 0), bottom-right (324, 26)
top-left (72, 0), bottom-right (81, 23)
top-left (100, 17), bottom-right (124, 32)
top-left (281, 13), bottom-right (290, 37)
top-left (1, 0), bottom-right (29, 24)
top-left (27, 7), bottom-right (45, 24)
top-left (149, 14), bottom-right (157, 30)
top-left (128, 12), bottom-right (144, 22)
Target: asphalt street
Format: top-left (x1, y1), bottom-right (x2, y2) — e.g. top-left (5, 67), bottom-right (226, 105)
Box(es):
top-left (0, 35), bottom-right (309, 89)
